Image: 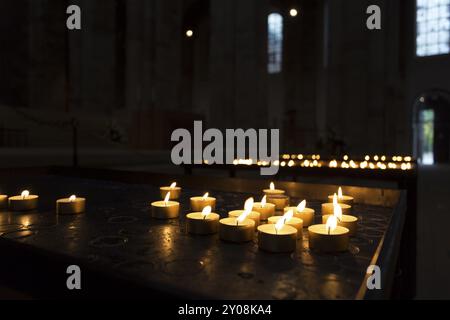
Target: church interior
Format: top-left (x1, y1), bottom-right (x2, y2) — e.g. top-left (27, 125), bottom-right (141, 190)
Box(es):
top-left (0, 0), bottom-right (449, 300)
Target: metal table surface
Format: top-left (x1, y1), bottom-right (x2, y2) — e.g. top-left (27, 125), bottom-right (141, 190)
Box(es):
top-left (0, 174), bottom-right (395, 299)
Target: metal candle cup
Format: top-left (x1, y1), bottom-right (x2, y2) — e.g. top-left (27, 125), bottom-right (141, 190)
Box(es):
top-left (266, 195), bottom-right (289, 211)
top-left (160, 186), bottom-right (181, 200)
top-left (219, 217), bottom-right (255, 243)
top-left (322, 214), bottom-right (358, 236)
top-left (321, 202), bottom-right (351, 215)
top-left (190, 196), bottom-right (216, 212)
top-left (257, 224), bottom-right (297, 253)
top-left (56, 196), bottom-right (86, 215)
top-left (252, 202), bottom-right (275, 220)
top-left (268, 216), bottom-right (303, 239)
top-left (328, 194), bottom-right (354, 206)
top-left (186, 212), bottom-right (220, 235)
top-left (284, 206), bottom-right (315, 227)
top-left (9, 192), bottom-right (38, 211)
top-left (229, 210), bottom-right (260, 227)
top-left (151, 200), bottom-right (180, 219)
top-left (308, 224), bottom-right (349, 252)
top-left (0, 195), bottom-right (7, 209)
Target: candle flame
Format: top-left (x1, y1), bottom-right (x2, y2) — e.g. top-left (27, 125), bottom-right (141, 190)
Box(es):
top-left (275, 209), bottom-right (294, 231)
top-left (237, 197), bottom-right (254, 223)
top-left (270, 182), bottom-right (275, 190)
top-left (202, 192), bottom-right (209, 200)
top-left (338, 187), bottom-right (343, 199)
top-left (164, 192), bottom-right (170, 204)
top-left (296, 200), bottom-right (306, 212)
top-left (326, 215), bottom-right (338, 234)
top-left (333, 204), bottom-right (343, 221)
top-left (201, 206), bottom-right (212, 218)
top-left (21, 190), bottom-right (29, 199)
top-left (169, 182), bottom-right (177, 188)
top-left (261, 195), bottom-right (266, 207)
top-left (333, 193), bottom-right (338, 206)
top-left (69, 195), bottom-right (76, 202)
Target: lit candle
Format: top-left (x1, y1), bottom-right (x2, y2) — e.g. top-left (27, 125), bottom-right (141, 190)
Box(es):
top-left (219, 198), bottom-right (255, 243)
top-left (186, 206), bottom-right (220, 235)
top-left (308, 215), bottom-right (349, 252)
top-left (268, 209), bottom-right (303, 239)
top-left (322, 204), bottom-right (358, 236)
top-left (56, 195), bottom-right (86, 215)
top-left (258, 212), bottom-right (297, 253)
top-left (263, 182), bottom-right (285, 196)
top-left (9, 190), bottom-right (38, 211)
top-left (252, 195), bottom-right (275, 220)
top-left (229, 197), bottom-right (261, 226)
top-left (0, 194), bottom-right (7, 209)
top-left (151, 192), bottom-right (180, 219)
top-left (322, 193), bottom-right (351, 215)
top-left (190, 192), bottom-right (216, 212)
top-left (160, 182), bottom-right (181, 200)
top-left (284, 200), bottom-right (315, 227)
top-left (327, 187), bottom-right (354, 206)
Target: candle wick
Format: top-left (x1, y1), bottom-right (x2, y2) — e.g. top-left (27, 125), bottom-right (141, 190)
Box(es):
top-left (203, 215), bottom-right (206, 220)
top-left (328, 227), bottom-right (330, 235)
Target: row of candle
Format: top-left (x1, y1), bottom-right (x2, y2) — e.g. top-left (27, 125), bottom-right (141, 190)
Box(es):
top-left (0, 191), bottom-right (85, 214)
top-left (151, 182), bottom-right (359, 253)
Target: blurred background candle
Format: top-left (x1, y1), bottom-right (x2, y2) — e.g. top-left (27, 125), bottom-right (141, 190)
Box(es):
top-left (9, 190), bottom-right (38, 211)
top-left (151, 192), bottom-right (180, 219)
top-left (252, 195), bottom-right (275, 220)
top-left (0, 194), bottom-right (7, 209)
top-left (308, 215), bottom-right (349, 252)
top-left (220, 201), bottom-right (255, 242)
top-left (229, 197), bottom-right (260, 226)
top-left (322, 204), bottom-right (358, 236)
top-left (56, 195), bottom-right (86, 215)
top-left (327, 187), bottom-right (354, 206)
top-left (190, 192), bottom-right (216, 211)
top-left (268, 209), bottom-right (303, 239)
top-left (263, 182), bottom-right (285, 196)
top-left (160, 182), bottom-right (181, 200)
top-left (258, 214), bottom-right (297, 252)
top-left (322, 193), bottom-right (351, 215)
top-left (285, 200), bottom-right (315, 227)
top-left (186, 206), bottom-right (219, 235)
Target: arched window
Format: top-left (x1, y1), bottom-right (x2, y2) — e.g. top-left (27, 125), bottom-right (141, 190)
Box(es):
top-left (267, 13), bottom-right (283, 73)
top-left (416, 0), bottom-right (450, 57)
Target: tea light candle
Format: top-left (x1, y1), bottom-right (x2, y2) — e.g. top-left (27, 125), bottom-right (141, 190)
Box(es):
top-left (268, 209), bottom-right (303, 239)
top-left (0, 194), bottom-right (7, 209)
top-left (322, 193), bottom-right (351, 215)
top-left (219, 218), bottom-right (255, 243)
top-left (308, 215), bottom-right (349, 252)
top-left (263, 182), bottom-right (285, 196)
top-left (160, 182), bottom-right (181, 200)
top-left (190, 192), bottom-right (216, 211)
top-left (9, 190), bottom-right (38, 211)
top-left (186, 206), bottom-right (220, 235)
top-left (219, 197), bottom-right (255, 242)
top-left (228, 197), bottom-right (260, 226)
top-left (56, 195), bottom-right (86, 215)
top-left (284, 200), bottom-right (315, 227)
top-left (252, 195), bottom-right (275, 220)
top-left (267, 195), bottom-right (289, 211)
top-left (151, 192), bottom-right (180, 219)
top-left (258, 217), bottom-right (297, 253)
top-left (322, 204), bottom-right (358, 236)
top-left (327, 187), bottom-right (354, 206)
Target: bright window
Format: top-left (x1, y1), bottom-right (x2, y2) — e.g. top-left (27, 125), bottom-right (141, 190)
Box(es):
top-left (416, 0), bottom-right (450, 57)
top-left (268, 13), bottom-right (283, 73)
